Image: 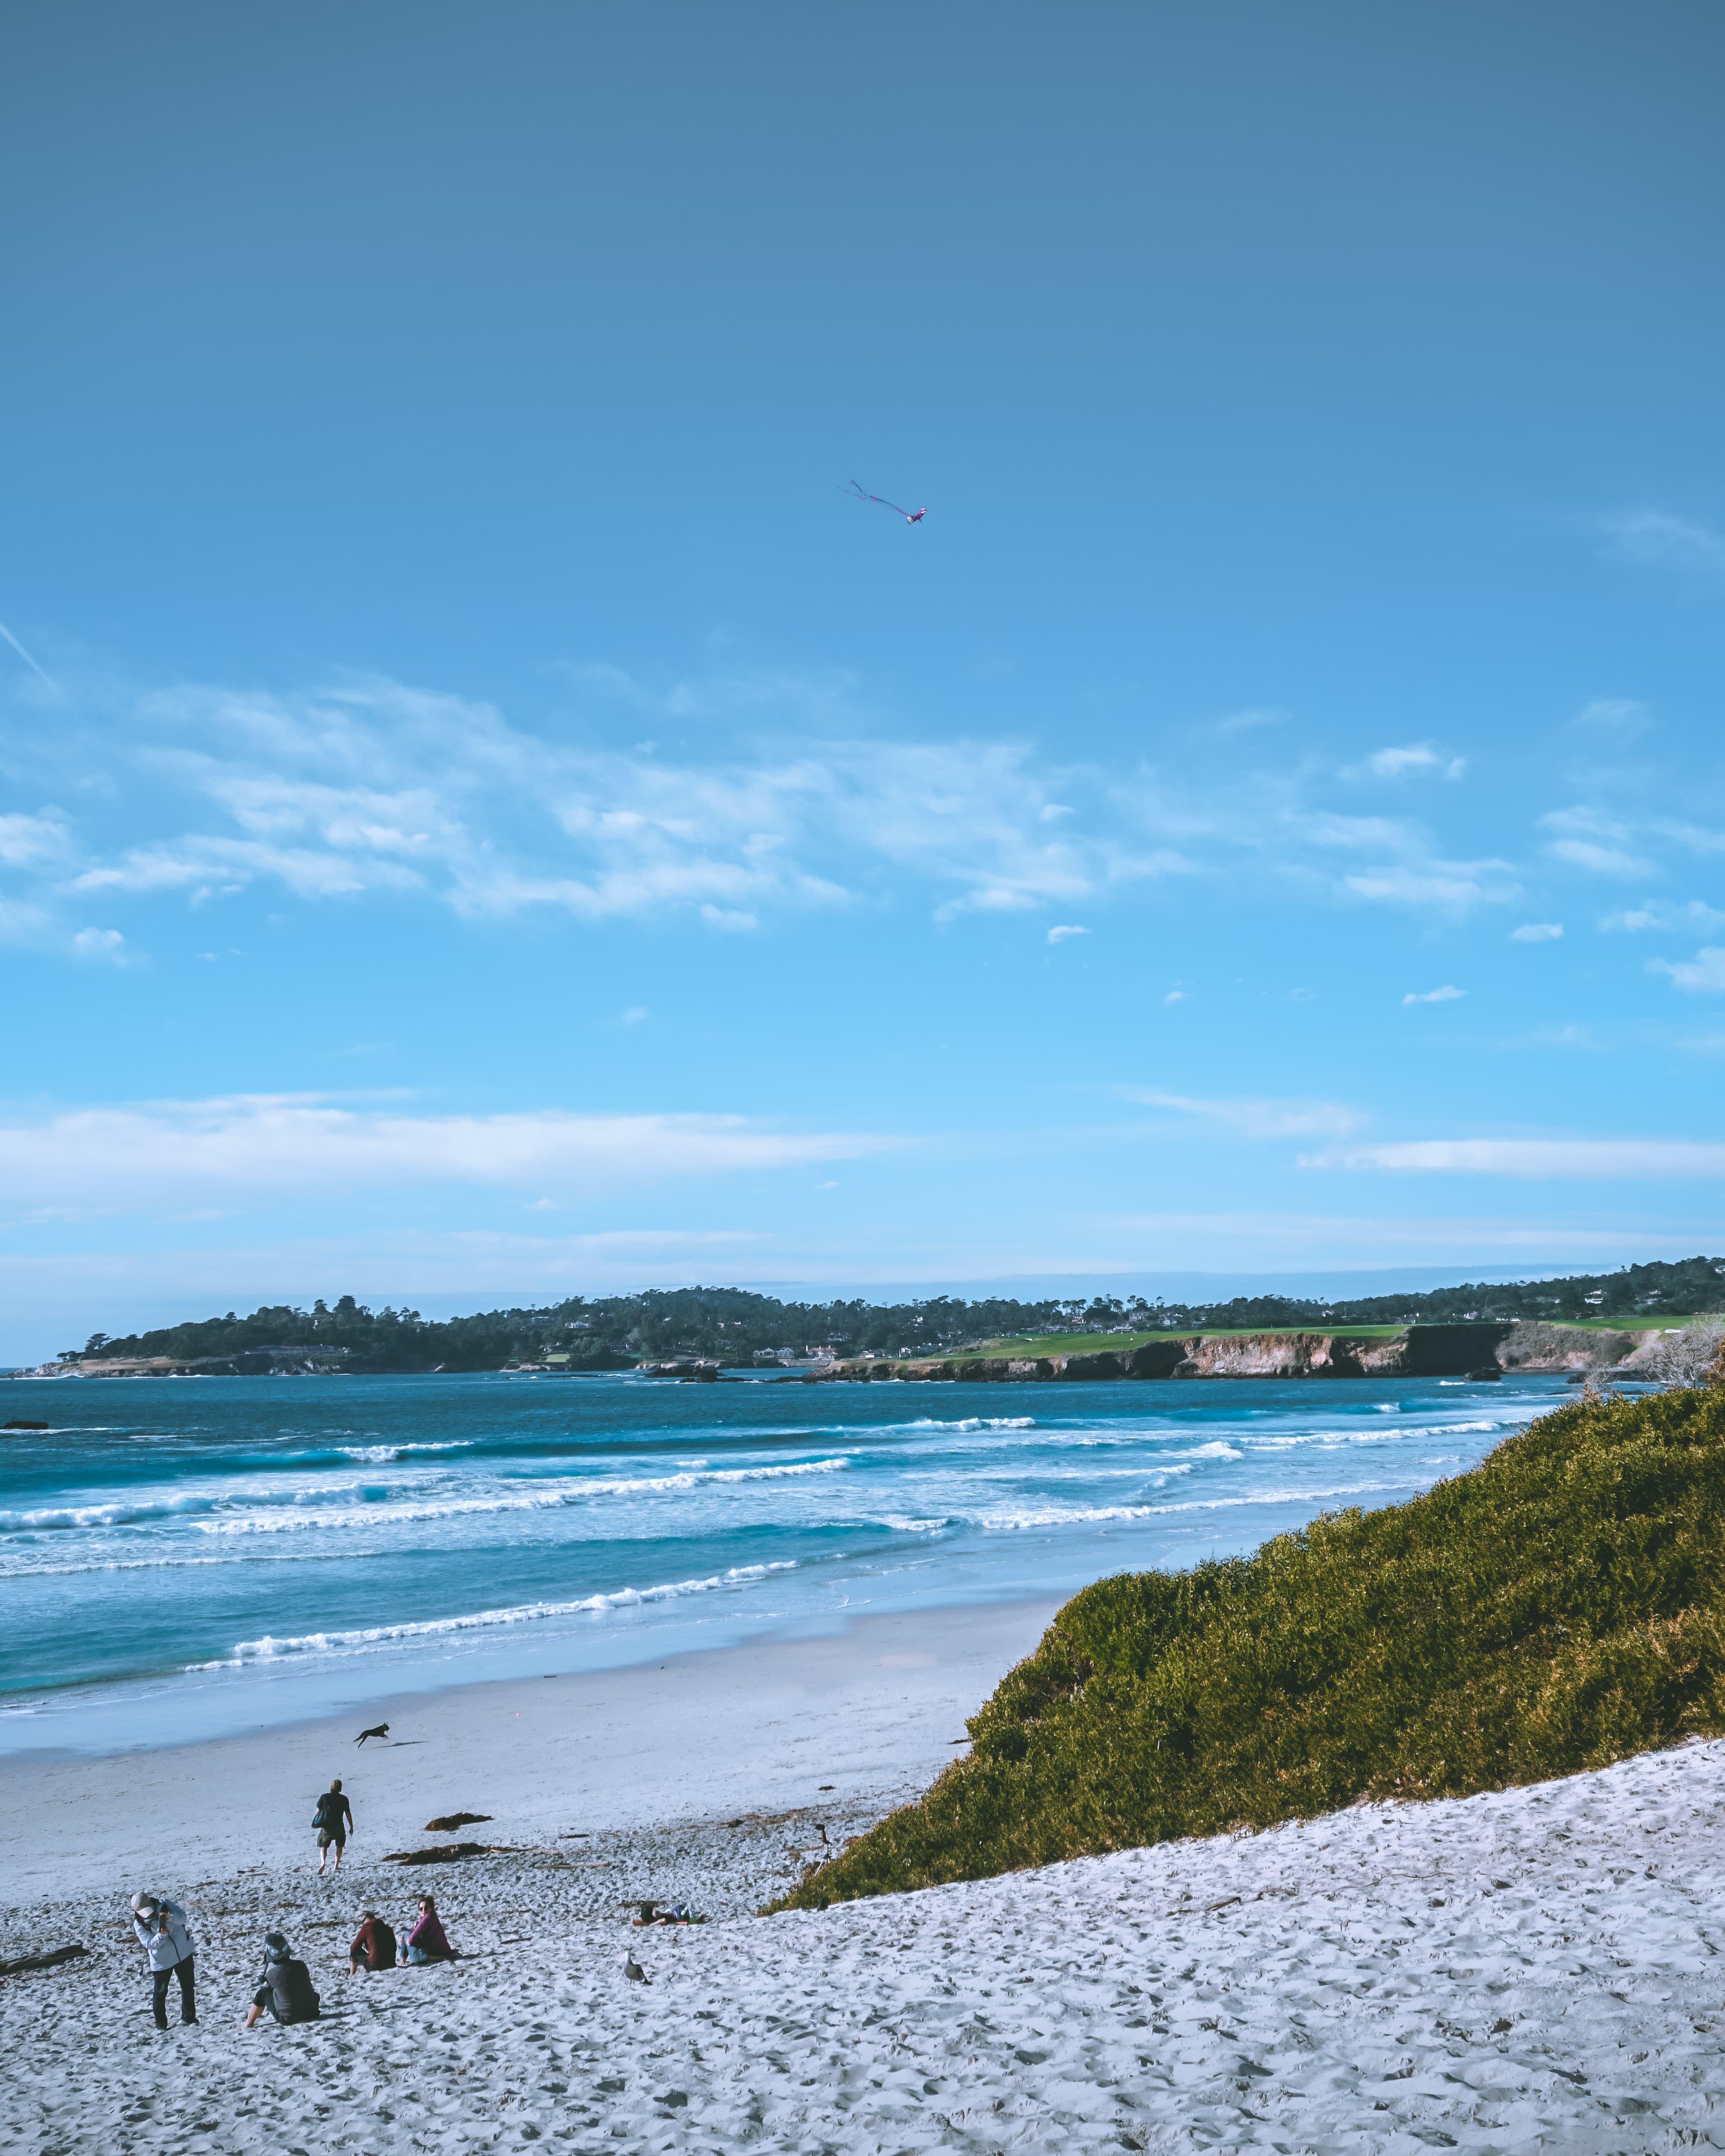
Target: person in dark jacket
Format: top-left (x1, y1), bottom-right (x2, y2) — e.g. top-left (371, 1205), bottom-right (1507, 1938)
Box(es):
top-left (244, 1932), bottom-right (321, 2027)
top-left (312, 1778), bottom-right (354, 1875)
top-left (348, 1910), bottom-right (397, 1973)
top-left (130, 1891), bottom-right (197, 2029)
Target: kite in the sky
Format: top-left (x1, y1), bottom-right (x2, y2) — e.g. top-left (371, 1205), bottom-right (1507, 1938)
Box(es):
top-left (845, 479), bottom-right (925, 524)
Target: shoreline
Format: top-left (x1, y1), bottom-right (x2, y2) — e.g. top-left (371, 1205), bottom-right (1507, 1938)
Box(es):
top-left (0, 1594), bottom-right (1061, 1901)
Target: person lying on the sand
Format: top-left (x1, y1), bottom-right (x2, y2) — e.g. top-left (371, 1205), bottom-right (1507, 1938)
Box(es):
top-left (348, 1910), bottom-right (397, 1973)
top-left (405, 1895), bottom-right (457, 1964)
top-left (129, 1891), bottom-right (197, 2029)
top-left (631, 1900), bottom-right (697, 1926)
top-left (243, 1932), bottom-right (321, 2026)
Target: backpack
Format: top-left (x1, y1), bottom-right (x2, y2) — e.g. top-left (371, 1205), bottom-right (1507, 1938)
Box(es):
top-left (312, 1793), bottom-right (338, 1829)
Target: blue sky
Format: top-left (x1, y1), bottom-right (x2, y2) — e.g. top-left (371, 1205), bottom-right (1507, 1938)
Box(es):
top-left (2, 0), bottom-right (1723, 1361)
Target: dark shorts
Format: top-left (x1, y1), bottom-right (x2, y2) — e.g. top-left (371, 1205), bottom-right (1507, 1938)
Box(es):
top-left (317, 1826), bottom-right (345, 1848)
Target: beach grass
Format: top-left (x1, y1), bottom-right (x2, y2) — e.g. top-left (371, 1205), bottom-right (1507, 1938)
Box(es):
top-left (777, 1377), bottom-right (1725, 1909)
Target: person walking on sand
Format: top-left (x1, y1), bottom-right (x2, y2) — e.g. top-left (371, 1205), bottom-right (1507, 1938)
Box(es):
top-left (130, 1891), bottom-right (197, 2029)
top-left (312, 1777), bottom-right (354, 1874)
top-left (243, 1932), bottom-right (321, 2026)
top-left (405, 1894), bottom-right (456, 1964)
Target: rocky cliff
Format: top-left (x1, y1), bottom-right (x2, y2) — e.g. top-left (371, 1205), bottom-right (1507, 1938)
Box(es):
top-left (805, 1323), bottom-right (1517, 1383)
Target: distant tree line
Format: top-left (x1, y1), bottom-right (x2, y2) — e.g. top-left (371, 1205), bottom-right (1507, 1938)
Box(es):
top-left (63, 1257), bottom-right (1725, 1373)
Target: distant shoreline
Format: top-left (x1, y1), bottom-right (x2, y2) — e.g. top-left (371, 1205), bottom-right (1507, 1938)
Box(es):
top-left (8, 1315), bottom-right (1678, 1385)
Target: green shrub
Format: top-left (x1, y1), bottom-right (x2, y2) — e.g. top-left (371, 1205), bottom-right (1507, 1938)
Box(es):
top-left (777, 1382), bottom-right (1725, 1909)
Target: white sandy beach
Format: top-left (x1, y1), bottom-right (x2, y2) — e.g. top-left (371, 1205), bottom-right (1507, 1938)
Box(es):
top-left (7, 1602), bottom-right (1725, 2152)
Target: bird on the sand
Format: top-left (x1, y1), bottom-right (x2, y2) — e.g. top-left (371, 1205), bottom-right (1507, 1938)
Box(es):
top-left (624, 1952), bottom-right (650, 1983)
top-left (355, 1722), bottom-right (390, 1745)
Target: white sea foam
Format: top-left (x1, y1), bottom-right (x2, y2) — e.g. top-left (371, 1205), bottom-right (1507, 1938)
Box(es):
top-left (330, 1440), bottom-right (472, 1462)
top-left (973, 1475), bottom-right (1421, 1531)
top-left (192, 1455), bottom-right (852, 1535)
top-left (904, 1417), bottom-right (1037, 1433)
top-left (0, 1490), bottom-right (224, 1532)
top-left (198, 1560), bottom-right (801, 1665)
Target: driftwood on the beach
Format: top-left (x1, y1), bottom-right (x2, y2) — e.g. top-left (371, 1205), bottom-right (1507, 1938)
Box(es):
top-left (424, 1812), bottom-right (492, 1831)
top-left (385, 1840), bottom-right (491, 1864)
top-left (0, 1944), bottom-right (88, 1977)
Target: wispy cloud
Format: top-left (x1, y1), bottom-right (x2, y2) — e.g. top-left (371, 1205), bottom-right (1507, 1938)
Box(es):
top-left (0, 1094), bottom-right (895, 1212)
top-left (1651, 948), bottom-right (1725, 994)
top-left (4, 664), bottom-right (1557, 952)
top-left (1123, 1089), bottom-right (1363, 1139)
top-left (1046, 923), bottom-right (1088, 944)
top-left (1567, 697), bottom-right (1652, 738)
top-left (1600, 510), bottom-right (1725, 581)
top-left (1540, 807), bottom-right (1652, 880)
top-left (70, 927), bottom-right (132, 965)
top-left (1307, 1137), bottom-right (1725, 1178)
top-left (0, 621), bottom-right (58, 690)
top-left (1605, 900), bottom-right (1725, 935)
top-left (1356, 743), bottom-right (1466, 781)
top-left (1511, 922), bottom-right (1563, 943)
top-left (1403, 985), bottom-right (1465, 1005)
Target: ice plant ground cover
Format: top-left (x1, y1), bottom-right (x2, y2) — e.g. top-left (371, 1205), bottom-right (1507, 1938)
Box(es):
top-left (785, 1375), bottom-right (1725, 1904)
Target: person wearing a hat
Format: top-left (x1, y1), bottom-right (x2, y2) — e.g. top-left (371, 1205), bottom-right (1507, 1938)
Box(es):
top-left (243, 1931), bottom-right (321, 2027)
top-left (129, 1892), bottom-right (197, 2029)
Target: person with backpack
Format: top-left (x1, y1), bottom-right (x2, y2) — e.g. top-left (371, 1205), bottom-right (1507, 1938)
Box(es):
top-left (348, 1910), bottom-right (397, 1973)
top-left (244, 1932), bottom-right (321, 2027)
top-left (129, 1891), bottom-right (197, 2029)
top-left (312, 1777), bottom-right (354, 1875)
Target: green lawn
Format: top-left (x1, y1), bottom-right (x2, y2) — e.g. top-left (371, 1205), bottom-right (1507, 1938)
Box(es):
top-left (936, 1323), bottom-right (1411, 1360)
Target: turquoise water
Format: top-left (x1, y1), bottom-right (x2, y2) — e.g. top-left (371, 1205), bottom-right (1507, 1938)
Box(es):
top-left (0, 1368), bottom-right (1567, 1756)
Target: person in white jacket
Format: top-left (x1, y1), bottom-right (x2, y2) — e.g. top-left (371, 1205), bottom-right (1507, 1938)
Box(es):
top-left (130, 1892), bottom-right (197, 2028)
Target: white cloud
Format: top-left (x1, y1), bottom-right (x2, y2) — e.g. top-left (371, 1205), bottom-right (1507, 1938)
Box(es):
top-left (1210, 708), bottom-right (1287, 736)
top-left (71, 678), bottom-right (1182, 933)
top-left (1046, 924), bottom-right (1088, 944)
top-left (1307, 1138), bottom-right (1725, 1178)
top-left (1606, 900), bottom-right (1725, 935)
top-left (619, 1006), bottom-right (648, 1025)
top-left (1124, 1089), bottom-right (1363, 1139)
top-left (1164, 989), bottom-right (1186, 1004)
top-left (20, 657), bottom-right (1723, 961)
top-left (1402, 985), bottom-right (1465, 1005)
top-left (1360, 743), bottom-right (1466, 781)
top-left (71, 927), bottom-right (130, 964)
top-left (1511, 922), bottom-right (1563, 943)
top-left (0, 812), bottom-right (73, 869)
top-left (1600, 510), bottom-right (1725, 581)
top-left (0, 1094), bottom-right (893, 1211)
top-left (1651, 947), bottom-right (1725, 994)
top-left (1540, 808), bottom-right (1652, 879)
top-left (1292, 810), bottom-right (1516, 912)
top-left (1568, 697), bottom-right (1652, 737)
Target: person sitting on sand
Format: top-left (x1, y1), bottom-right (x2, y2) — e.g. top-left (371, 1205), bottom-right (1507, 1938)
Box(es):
top-left (243, 1932), bottom-right (321, 2026)
top-left (405, 1895), bottom-right (456, 1964)
top-left (348, 1910), bottom-right (397, 1973)
top-left (130, 1891), bottom-right (197, 2029)
top-left (312, 1777), bottom-right (354, 1875)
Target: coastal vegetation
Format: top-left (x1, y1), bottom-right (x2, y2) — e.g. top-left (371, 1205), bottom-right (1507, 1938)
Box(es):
top-left (46, 1255), bottom-right (1725, 1373)
top-left (777, 1371), bottom-right (1725, 1910)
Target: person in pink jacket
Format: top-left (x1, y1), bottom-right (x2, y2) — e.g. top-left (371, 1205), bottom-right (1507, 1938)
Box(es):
top-left (405, 1895), bottom-right (456, 1964)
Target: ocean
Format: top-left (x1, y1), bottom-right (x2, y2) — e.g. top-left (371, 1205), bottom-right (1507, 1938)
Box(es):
top-left (0, 1367), bottom-right (1567, 1757)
